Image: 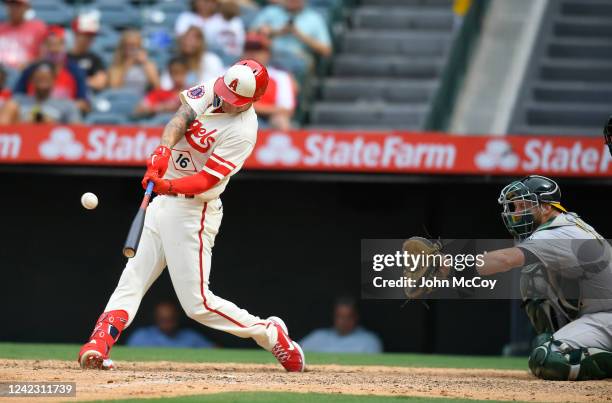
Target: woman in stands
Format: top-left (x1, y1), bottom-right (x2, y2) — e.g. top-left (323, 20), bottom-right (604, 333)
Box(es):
top-left (160, 26), bottom-right (224, 91)
top-left (109, 30), bottom-right (160, 95)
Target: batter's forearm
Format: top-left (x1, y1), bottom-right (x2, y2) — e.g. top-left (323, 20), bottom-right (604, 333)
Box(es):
top-left (160, 104), bottom-right (196, 148)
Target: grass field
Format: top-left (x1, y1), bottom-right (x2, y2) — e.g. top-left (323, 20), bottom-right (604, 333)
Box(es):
top-left (0, 343), bottom-right (539, 402)
top-left (0, 343), bottom-right (527, 370)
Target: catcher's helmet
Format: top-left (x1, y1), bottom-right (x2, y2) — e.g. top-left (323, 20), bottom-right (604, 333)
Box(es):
top-left (498, 175), bottom-right (566, 240)
top-left (213, 59), bottom-right (269, 107)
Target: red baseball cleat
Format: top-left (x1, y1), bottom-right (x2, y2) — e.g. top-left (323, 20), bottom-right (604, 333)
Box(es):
top-left (268, 316), bottom-right (305, 372)
top-left (78, 310), bottom-right (128, 370)
top-left (78, 340), bottom-right (114, 370)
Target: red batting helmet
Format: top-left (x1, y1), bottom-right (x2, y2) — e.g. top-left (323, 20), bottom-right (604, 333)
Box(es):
top-left (213, 59), bottom-right (269, 107)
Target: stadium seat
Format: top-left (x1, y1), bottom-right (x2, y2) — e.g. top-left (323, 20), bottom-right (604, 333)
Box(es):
top-left (84, 112), bottom-right (130, 125)
top-left (509, 0), bottom-right (612, 135)
top-left (92, 89), bottom-right (140, 117)
top-left (142, 1), bottom-right (187, 30)
top-left (342, 31), bottom-right (451, 56)
top-left (310, 102), bottom-right (428, 129)
top-left (332, 55), bottom-right (443, 78)
top-left (93, 0), bottom-right (142, 29)
top-left (352, 7), bottom-right (453, 31)
top-left (321, 78), bottom-right (436, 103)
top-left (308, 0), bottom-right (454, 129)
top-left (32, 0), bottom-right (75, 26)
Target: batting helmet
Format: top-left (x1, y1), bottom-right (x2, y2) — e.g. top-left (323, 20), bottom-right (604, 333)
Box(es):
top-left (498, 175), bottom-right (567, 240)
top-left (213, 59), bottom-right (269, 107)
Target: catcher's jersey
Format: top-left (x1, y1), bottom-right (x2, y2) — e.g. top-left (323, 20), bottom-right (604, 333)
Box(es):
top-left (519, 213), bottom-right (612, 315)
top-left (163, 80), bottom-right (258, 202)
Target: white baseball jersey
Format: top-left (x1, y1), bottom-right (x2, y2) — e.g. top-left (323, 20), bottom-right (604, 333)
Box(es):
top-left (163, 80), bottom-right (258, 202)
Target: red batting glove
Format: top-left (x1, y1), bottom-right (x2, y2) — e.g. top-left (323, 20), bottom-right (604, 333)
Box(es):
top-left (151, 176), bottom-right (173, 194)
top-left (141, 145), bottom-right (170, 189)
top-left (141, 170), bottom-right (158, 190)
top-left (147, 145), bottom-right (171, 177)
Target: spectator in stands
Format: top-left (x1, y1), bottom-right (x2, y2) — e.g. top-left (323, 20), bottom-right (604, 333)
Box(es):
top-left (14, 26), bottom-right (89, 113)
top-left (161, 26), bottom-right (224, 90)
top-left (243, 32), bottom-right (295, 130)
top-left (0, 62), bottom-right (80, 124)
top-left (205, 0), bottom-right (246, 65)
top-left (0, 0), bottom-right (47, 69)
top-left (68, 12), bottom-right (107, 92)
top-left (0, 65), bottom-right (12, 108)
top-left (299, 297), bottom-right (383, 354)
top-left (135, 57), bottom-right (187, 118)
top-left (109, 30), bottom-right (160, 95)
top-left (175, 0), bottom-right (219, 37)
top-left (127, 301), bottom-right (215, 348)
top-left (250, 0), bottom-right (332, 74)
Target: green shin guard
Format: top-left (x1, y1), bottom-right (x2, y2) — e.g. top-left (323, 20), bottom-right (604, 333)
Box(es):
top-left (529, 336), bottom-right (612, 380)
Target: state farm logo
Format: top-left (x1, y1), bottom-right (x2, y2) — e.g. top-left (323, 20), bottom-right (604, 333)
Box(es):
top-left (38, 127), bottom-right (159, 162)
top-left (475, 139), bottom-right (519, 171)
top-left (39, 127), bottom-right (84, 160)
top-left (256, 133), bottom-right (301, 166)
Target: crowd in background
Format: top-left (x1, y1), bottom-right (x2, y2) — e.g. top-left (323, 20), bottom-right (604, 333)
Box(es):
top-left (128, 297), bottom-right (383, 353)
top-left (0, 0), bottom-right (334, 130)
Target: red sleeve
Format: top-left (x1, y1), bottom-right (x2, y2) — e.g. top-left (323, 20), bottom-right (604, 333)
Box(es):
top-left (168, 170), bottom-right (220, 195)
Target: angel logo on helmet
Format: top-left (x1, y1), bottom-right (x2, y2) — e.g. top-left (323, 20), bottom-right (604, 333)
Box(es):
top-left (498, 175), bottom-right (567, 240)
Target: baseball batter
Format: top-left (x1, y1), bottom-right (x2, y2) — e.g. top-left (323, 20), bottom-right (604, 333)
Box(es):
top-left (476, 175), bottom-right (612, 380)
top-left (78, 59), bottom-right (305, 372)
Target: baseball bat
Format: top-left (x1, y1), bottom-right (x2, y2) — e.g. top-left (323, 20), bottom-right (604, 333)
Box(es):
top-left (122, 181), bottom-right (155, 258)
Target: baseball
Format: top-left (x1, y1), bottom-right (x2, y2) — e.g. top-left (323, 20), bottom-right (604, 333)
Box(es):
top-left (81, 192), bottom-right (99, 210)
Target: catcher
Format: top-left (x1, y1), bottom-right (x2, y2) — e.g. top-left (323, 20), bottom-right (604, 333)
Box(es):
top-left (404, 175), bottom-right (612, 380)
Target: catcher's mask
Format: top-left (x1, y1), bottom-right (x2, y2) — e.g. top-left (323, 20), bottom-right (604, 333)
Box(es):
top-left (498, 175), bottom-right (566, 240)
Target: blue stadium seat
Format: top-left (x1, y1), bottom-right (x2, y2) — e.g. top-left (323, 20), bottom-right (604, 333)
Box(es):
top-left (33, 7), bottom-right (74, 26)
top-left (93, 0), bottom-right (142, 29)
top-left (142, 2), bottom-right (186, 30)
top-left (29, 0), bottom-right (63, 7)
top-left (92, 88), bottom-right (140, 116)
top-left (156, 0), bottom-right (189, 14)
top-left (85, 112), bottom-right (130, 125)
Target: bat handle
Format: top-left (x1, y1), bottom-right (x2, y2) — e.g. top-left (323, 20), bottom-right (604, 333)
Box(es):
top-left (145, 181), bottom-right (154, 196)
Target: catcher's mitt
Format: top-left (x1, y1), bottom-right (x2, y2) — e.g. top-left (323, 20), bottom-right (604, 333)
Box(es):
top-left (402, 237), bottom-right (447, 299)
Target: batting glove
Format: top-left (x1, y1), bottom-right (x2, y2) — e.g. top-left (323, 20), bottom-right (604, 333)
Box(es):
top-left (147, 145), bottom-right (171, 177)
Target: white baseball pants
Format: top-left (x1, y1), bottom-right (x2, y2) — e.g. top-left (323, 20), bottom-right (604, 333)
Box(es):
top-left (105, 195), bottom-right (278, 350)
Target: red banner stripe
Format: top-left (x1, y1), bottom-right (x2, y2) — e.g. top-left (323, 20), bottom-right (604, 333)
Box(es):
top-left (0, 124), bottom-right (610, 178)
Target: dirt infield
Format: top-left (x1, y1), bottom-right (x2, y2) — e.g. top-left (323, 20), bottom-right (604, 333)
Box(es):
top-left (1, 359), bottom-right (612, 402)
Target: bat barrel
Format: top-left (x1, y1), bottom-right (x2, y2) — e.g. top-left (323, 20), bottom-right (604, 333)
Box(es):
top-left (122, 181), bottom-right (155, 258)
